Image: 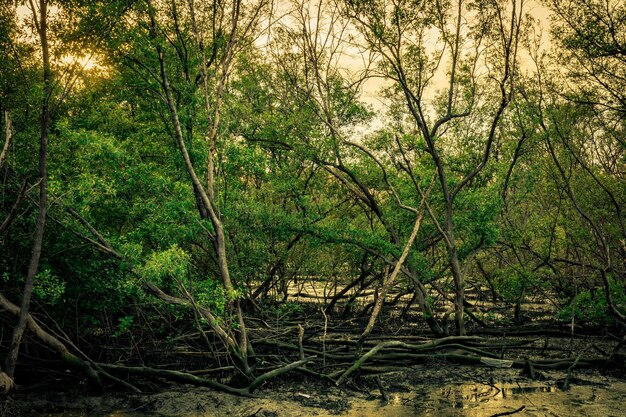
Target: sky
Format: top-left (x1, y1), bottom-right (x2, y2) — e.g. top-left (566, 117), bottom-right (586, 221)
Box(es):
top-left (14, 0), bottom-right (554, 132)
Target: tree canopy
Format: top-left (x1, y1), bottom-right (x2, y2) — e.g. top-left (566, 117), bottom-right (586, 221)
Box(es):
top-left (0, 0), bottom-right (624, 396)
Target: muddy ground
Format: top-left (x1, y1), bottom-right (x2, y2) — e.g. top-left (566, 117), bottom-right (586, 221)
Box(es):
top-left (3, 286), bottom-right (626, 417)
top-left (7, 361), bottom-right (626, 417)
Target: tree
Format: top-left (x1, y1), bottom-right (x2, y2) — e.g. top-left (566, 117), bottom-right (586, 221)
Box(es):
top-left (93, 0), bottom-right (273, 379)
top-left (4, 0), bottom-right (53, 379)
top-left (341, 0), bottom-right (525, 334)
top-left (507, 0), bottom-right (626, 325)
top-left (265, 0), bottom-right (452, 337)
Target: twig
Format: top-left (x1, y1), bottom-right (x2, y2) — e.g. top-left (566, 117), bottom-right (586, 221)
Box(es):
top-left (375, 376), bottom-right (389, 403)
top-left (321, 308), bottom-right (328, 367)
top-left (298, 324), bottom-right (306, 362)
top-left (489, 405), bottom-right (526, 417)
top-left (562, 353), bottom-right (583, 391)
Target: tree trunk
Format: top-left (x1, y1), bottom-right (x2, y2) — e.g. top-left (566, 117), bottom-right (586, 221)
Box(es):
top-left (358, 202), bottom-right (428, 346)
top-left (0, 293), bottom-right (102, 392)
top-left (5, 0), bottom-right (50, 378)
top-left (146, 0), bottom-right (251, 371)
top-left (0, 111), bottom-right (13, 169)
top-left (448, 244), bottom-right (466, 336)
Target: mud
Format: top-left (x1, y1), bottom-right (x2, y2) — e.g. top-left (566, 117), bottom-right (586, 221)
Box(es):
top-left (10, 365), bottom-right (626, 417)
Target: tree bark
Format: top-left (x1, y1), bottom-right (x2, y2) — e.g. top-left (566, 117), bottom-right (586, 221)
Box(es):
top-left (0, 111), bottom-right (13, 169)
top-left (0, 181), bottom-right (28, 236)
top-left (5, 0), bottom-right (50, 379)
top-left (145, 0), bottom-right (251, 369)
top-left (0, 292), bottom-right (102, 392)
top-left (358, 196), bottom-right (429, 346)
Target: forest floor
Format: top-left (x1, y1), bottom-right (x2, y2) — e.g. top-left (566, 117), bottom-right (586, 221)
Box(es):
top-left (8, 364), bottom-right (626, 416)
top-left (4, 284), bottom-right (626, 416)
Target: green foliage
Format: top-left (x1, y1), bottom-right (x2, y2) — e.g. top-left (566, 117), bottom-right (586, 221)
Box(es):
top-left (271, 302), bottom-right (304, 320)
top-left (0, 0), bottom-right (624, 365)
top-left (557, 280), bottom-right (626, 326)
top-left (194, 279), bottom-right (228, 318)
top-left (455, 186), bottom-right (502, 258)
top-left (113, 315), bottom-right (134, 338)
top-left (556, 290), bottom-right (607, 325)
top-left (33, 268), bottom-right (66, 305)
top-left (494, 269), bottom-right (526, 303)
top-left (136, 245), bottom-right (190, 289)
top-left (259, 300), bottom-right (306, 322)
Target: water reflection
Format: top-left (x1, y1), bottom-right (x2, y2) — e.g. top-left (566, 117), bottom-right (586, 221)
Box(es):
top-left (21, 380), bottom-right (626, 417)
top-left (417, 382), bottom-right (559, 414)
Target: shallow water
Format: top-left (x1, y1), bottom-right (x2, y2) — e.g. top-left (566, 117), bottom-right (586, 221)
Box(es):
top-left (18, 378), bottom-right (626, 417)
top-left (333, 381), bottom-right (625, 417)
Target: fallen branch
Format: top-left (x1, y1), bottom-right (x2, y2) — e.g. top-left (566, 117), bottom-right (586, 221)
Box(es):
top-left (255, 339), bottom-right (349, 360)
top-left (99, 364), bottom-right (252, 397)
top-left (375, 376), bottom-right (389, 403)
top-left (247, 357), bottom-right (313, 392)
top-left (336, 341), bottom-right (403, 385)
top-left (0, 292), bottom-right (102, 392)
top-left (99, 357), bottom-right (313, 396)
top-left (561, 353), bottom-right (583, 391)
top-left (489, 405), bottom-right (526, 417)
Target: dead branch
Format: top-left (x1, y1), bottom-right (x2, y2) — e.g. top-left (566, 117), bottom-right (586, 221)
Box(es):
top-left (98, 363), bottom-right (252, 397)
top-left (489, 405), bottom-right (526, 417)
top-left (336, 341), bottom-right (402, 385)
top-left (0, 292), bottom-right (102, 392)
top-left (0, 181), bottom-right (27, 235)
top-left (247, 357), bottom-right (313, 392)
top-left (0, 111), bottom-right (12, 169)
